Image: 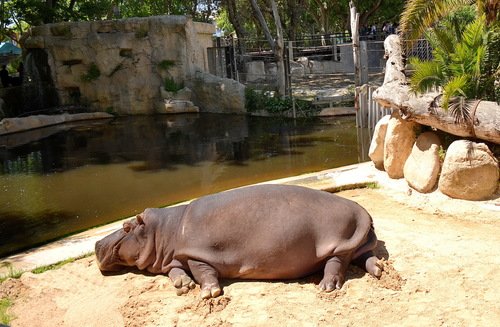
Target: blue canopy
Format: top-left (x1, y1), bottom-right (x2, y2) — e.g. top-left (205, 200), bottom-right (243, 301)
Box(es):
top-left (0, 42), bottom-right (22, 56)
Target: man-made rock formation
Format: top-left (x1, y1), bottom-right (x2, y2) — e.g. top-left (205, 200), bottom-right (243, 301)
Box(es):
top-left (368, 114), bottom-right (390, 169)
top-left (23, 16), bottom-right (215, 115)
top-left (186, 70), bottom-right (246, 114)
top-left (439, 140), bottom-right (499, 200)
top-left (368, 33), bottom-right (499, 201)
top-left (383, 112), bottom-right (420, 178)
top-left (373, 35), bottom-right (500, 144)
top-left (403, 132), bottom-right (442, 193)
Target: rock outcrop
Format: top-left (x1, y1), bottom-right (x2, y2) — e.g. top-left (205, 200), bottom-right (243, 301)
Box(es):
top-left (439, 140), bottom-right (499, 200)
top-left (404, 132), bottom-right (442, 193)
top-left (23, 16), bottom-right (215, 115)
top-left (383, 112), bottom-right (420, 178)
top-left (368, 114), bottom-right (390, 170)
top-left (186, 70), bottom-right (246, 114)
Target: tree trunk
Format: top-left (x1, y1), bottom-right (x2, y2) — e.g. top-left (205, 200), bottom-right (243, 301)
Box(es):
top-left (270, 0), bottom-right (286, 96)
top-left (373, 35), bottom-right (500, 144)
top-left (359, 0), bottom-right (383, 28)
top-left (223, 0), bottom-right (249, 56)
top-left (350, 1), bottom-right (361, 87)
top-left (250, 0), bottom-right (275, 51)
top-left (250, 0), bottom-right (286, 96)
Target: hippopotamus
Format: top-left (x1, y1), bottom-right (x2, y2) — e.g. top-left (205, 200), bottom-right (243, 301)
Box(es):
top-left (95, 184), bottom-right (382, 299)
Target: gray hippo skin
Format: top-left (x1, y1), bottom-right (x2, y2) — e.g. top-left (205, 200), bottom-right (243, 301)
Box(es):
top-left (95, 184), bottom-right (382, 299)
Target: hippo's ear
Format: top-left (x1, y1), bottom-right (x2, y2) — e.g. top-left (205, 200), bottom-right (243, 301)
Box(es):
top-left (123, 221), bottom-right (132, 233)
top-left (136, 213), bottom-right (145, 225)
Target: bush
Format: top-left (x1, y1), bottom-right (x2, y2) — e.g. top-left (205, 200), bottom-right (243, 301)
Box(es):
top-left (245, 88), bottom-right (316, 116)
top-left (158, 60), bottom-right (175, 70)
top-left (164, 77), bottom-right (183, 93)
top-left (80, 63), bottom-right (100, 82)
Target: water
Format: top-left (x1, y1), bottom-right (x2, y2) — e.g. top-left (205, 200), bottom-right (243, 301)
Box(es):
top-left (0, 113), bottom-right (368, 257)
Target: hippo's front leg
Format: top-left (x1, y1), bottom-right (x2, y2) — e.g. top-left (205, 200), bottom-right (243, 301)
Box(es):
top-left (187, 259), bottom-right (222, 299)
top-left (319, 255), bottom-right (351, 292)
top-left (168, 267), bottom-right (196, 296)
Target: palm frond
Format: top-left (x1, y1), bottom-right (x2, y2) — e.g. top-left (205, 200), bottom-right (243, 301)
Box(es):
top-left (481, 25), bottom-right (500, 101)
top-left (461, 14), bottom-right (486, 49)
top-left (400, 0), bottom-right (475, 40)
top-left (409, 57), bottom-right (443, 93)
top-left (426, 28), bottom-right (456, 54)
top-left (447, 97), bottom-right (475, 124)
top-left (441, 74), bottom-right (468, 109)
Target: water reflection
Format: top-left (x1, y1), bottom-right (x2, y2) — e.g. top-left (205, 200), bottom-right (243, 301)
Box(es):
top-left (0, 113), bottom-right (368, 257)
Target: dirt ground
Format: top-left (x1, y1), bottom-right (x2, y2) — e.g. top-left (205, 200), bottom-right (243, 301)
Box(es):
top-left (1, 186), bottom-right (499, 327)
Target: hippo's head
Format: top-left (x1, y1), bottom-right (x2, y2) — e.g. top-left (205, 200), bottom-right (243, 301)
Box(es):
top-left (95, 213), bottom-right (155, 272)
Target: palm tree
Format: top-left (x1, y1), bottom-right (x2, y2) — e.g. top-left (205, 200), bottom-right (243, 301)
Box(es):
top-left (401, 1), bottom-right (499, 121)
top-left (400, 0), bottom-right (499, 40)
top-left (409, 14), bottom-right (489, 121)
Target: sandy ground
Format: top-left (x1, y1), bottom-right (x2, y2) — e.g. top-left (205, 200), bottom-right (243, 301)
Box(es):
top-left (1, 183), bottom-right (499, 327)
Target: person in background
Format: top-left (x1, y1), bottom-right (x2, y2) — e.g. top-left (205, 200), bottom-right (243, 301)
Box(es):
top-left (17, 62), bottom-right (24, 83)
top-left (0, 65), bottom-right (10, 87)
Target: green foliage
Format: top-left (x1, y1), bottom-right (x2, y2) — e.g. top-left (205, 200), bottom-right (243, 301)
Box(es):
top-left (164, 77), bottom-right (184, 93)
top-left (8, 0), bottom-right (113, 25)
top-left (438, 146), bottom-right (446, 162)
top-left (0, 252), bottom-right (94, 284)
top-left (80, 63), bottom-right (101, 82)
top-left (409, 14), bottom-right (494, 116)
top-left (158, 60), bottom-right (176, 71)
top-left (245, 88), bottom-right (315, 116)
top-left (31, 257), bottom-right (77, 274)
top-left (135, 27), bottom-right (149, 39)
top-left (364, 182), bottom-right (380, 189)
top-left (0, 298), bottom-right (13, 325)
top-left (0, 263), bottom-right (23, 283)
top-left (105, 107), bottom-right (116, 115)
top-left (50, 24), bottom-right (72, 37)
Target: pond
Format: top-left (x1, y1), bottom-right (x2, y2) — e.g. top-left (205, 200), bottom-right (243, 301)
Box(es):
top-left (0, 113), bottom-right (370, 257)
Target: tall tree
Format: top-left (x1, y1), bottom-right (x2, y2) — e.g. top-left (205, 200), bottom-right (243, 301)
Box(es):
top-left (249, 0), bottom-right (286, 96)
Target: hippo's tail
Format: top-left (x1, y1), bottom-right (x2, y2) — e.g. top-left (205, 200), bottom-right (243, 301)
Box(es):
top-left (352, 223), bottom-right (378, 260)
top-left (329, 207), bottom-right (378, 260)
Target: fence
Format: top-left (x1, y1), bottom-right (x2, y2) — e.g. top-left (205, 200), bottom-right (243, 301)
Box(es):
top-left (355, 84), bottom-right (391, 129)
top-left (403, 39), bottom-right (433, 61)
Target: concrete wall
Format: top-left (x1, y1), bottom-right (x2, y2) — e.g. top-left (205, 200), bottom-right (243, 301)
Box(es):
top-left (24, 16), bottom-right (215, 114)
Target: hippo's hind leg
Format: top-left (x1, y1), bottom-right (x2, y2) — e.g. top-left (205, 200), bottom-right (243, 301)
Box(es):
top-left (168, 267), bottom-right (196, 296)
top-left (187, 259), bottom-right (222, 299)
top-left (319, 254), bottom-right (351, 292)
top-left (352, 250), bottom-right (383, 278)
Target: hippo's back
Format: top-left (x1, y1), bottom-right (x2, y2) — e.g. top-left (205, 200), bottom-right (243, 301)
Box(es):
top-left (173, 184), bottom-right (373, 279)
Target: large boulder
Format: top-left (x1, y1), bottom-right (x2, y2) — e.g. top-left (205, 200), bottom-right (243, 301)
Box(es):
top-left (383, 112), bottom-right (420, 178)
top-left (438, 140), bottom-right (499, 200)
top-left (187, 70), bottom-right (246, 114)
top-left (404, 132), bottom-right (442, 193)
top-left (368, 115), bottom-right (391, 169)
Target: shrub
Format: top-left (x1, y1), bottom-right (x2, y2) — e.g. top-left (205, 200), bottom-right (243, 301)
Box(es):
top-left (158, 60), bottom-right (175, 70)
top-left (245, 88), bottom-right (316, 116)
top-left (164, 77), bottom-right (183, 93)
top-left (80, 63), bottom-right (100, 82)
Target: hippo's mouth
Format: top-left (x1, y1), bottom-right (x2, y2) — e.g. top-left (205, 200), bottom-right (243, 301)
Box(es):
top-left (95, 232), bottom-right (128, 272)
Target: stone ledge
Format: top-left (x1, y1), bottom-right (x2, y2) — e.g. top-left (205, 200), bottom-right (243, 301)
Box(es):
top-left (0, 112), bottom-right (114, 136)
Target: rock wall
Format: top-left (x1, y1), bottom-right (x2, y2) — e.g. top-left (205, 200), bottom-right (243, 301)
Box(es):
top-left (23, 16), bottom-right (215, 114)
